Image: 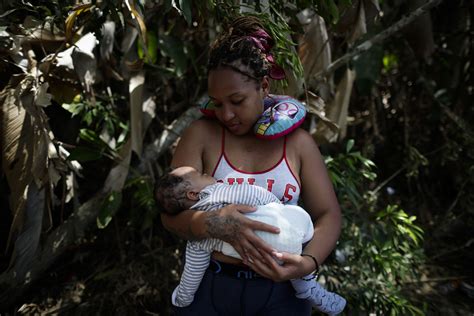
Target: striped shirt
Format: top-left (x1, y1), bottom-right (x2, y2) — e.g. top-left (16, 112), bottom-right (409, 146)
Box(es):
top-left (172, 183), bottom-right (313, 307)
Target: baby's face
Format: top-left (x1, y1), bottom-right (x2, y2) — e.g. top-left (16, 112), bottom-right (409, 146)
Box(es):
top-left (171, 166), bottom-right (216, 191)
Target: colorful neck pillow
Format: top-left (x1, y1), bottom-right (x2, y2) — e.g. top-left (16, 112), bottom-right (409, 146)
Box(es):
top-left (200, 94), bottom-right (306, 140)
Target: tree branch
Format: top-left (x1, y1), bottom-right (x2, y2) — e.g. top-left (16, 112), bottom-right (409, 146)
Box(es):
top-left (316, 0), bottom-right (444, 79)
top-left (138, 106), bottom-right (202, 174)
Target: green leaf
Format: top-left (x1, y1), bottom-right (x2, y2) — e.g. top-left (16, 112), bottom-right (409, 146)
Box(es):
top-left (383, 54), bottom-right (398, 72)
top-left (62, 102), bottom-right (85, 116)
top-left (171, 0), bottom-right (192, 25)
top-left (79, 129), bottom-right (109, 148)
top-left (178, 0), bottom-right (192, 25)
top-left (325, 156), bottom-right (334, 164)
top-left (147, 31), bottom-right (159, 63)
top-left (346, 139), bottom-right (355, 153)
top-left (324, 0), bottom-right (340, 24)
top-left (157, 34), bottom-right (188, 76)
top-left (97, 191), bottom-right (122, 229)
top-left (138, 31), bottom-right (159, 64)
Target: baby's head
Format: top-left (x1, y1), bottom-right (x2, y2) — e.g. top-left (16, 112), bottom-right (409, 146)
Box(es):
top-left (154, 166), bottom-right (216, 215)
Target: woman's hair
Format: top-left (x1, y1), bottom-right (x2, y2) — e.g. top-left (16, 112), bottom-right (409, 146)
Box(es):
top-left (154, 173), bottom-right (191, 215)
top-left (208, 16), bottom-right (273, 81)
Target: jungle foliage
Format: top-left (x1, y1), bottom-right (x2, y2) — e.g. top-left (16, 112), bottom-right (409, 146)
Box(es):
top-left (0, 0), bottom-right (472, 315)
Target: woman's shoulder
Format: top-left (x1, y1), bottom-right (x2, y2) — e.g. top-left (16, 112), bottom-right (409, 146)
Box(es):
top-left (286, 128), bottom-right (322, 161)
top-left (172, 118), bottom-right (222, 170)
top-left (287, 128), bottom-right (316, 147)
top-left (184, 118), bottom-right (221, 138)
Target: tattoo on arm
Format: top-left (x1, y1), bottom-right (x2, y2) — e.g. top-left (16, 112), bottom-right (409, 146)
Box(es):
top-left (205, 210), bottom-right (241, 242)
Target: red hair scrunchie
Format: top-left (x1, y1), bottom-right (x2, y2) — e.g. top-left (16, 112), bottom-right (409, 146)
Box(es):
top-left (246, 29), bottom-right (286, 80)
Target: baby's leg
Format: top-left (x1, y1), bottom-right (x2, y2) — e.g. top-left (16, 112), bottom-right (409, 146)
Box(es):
top-left (291, 276), bottom-right (346, 315)
top-left (172, 242), bottom-right (212, 307)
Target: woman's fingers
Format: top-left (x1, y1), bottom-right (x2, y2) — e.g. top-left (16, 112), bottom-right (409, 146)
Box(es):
top-left (247, 217), bottom-right (280, 234)
top-left (270, 251), bottom-right (301, 265)
top-left (207, 204), bottom-right (282, 262)
top-left (219, 205), bottom-right (278, 256)
top-left (236, 204), bottom-right (280, 235)
top-left (233, 204), bottom-right (257, 214)
top-left (243, 229), bottom-right (273, 255)
top-left (245, 251), bottom-right (306, 281)
top-left (238, 216), bottom-right (279, 254)
top-left (232, 238), bottom-right (257, 261)
top-left (247, 254), bottom-right (280, 280)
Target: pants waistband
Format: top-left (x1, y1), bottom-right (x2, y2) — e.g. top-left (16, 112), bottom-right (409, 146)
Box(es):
top-left (208, 259), bottom-right (262, 280)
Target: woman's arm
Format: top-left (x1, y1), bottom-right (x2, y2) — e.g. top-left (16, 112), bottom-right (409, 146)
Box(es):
top-left (297, 130), bottom-right (342, 264)
top-left (244, 129), bottom-right (341, 280)
top-left (160, 120), bottom-right (207, 240)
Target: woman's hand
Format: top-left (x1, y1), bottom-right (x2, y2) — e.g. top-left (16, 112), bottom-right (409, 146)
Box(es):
top-left (244, 251), bottom-right (316, 282)
top-left (205, 204), bottom-right (280, 261)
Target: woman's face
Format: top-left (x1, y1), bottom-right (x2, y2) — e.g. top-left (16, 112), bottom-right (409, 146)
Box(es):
top-left (208, 67), bottom-right (268, 135)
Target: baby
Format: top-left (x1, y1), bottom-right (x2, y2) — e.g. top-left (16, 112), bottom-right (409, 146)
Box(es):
top-left (155, 166), bottom-right (346, 315)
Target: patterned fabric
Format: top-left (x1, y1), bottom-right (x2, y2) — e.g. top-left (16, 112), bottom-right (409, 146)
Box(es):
top-left (254, 95), bottom-right (306, 139)
top-left (200, 94), bottom-right (306, 139)
top-left (192, 182), bottom-right (281, 210)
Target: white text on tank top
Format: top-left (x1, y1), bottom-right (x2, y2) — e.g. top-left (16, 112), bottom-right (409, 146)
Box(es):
top-left (212, 153), bottom-right (301, 205)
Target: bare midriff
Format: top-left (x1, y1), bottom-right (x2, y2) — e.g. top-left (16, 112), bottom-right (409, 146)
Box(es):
top-left (211, 251), bottom-right (246, 266)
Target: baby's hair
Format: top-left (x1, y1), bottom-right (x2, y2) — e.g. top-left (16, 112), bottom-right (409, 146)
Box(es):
top-left (154, 171), bottom-right (191, 215)
top-left (208, 15), bottom-right (272, 82)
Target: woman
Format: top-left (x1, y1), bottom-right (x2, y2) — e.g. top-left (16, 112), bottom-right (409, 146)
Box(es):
top-left (161, 16), bottom-right (342, 315)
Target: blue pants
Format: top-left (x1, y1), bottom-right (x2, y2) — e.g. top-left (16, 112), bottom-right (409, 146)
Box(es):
top-left (173, 267), bottom-right (312, 315)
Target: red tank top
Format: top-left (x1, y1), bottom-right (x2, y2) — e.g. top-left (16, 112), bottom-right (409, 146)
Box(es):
top-left (211, 129), bottom-right (301, 205)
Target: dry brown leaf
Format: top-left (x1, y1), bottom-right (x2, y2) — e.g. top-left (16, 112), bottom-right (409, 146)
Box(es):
top-left (126, 1), bottom-right (147, 42)
top-left (121, 25), bottom-right (139, 53)
top-left (306, 91), bottom-right (339, 144)
top-left (336, 0), bottom-right (380, 44)
top-left (1, 80), bottom-right (31, 247)
top-left (298, 12), bottom-right (332, 84)
top-left (125, 0), bottom-right (147, 60)
top-left (1, 73), bottom-right (65, 258)
top-left (43, 32), bottom-right (98, 95)
top-left (100, 21), bottom-right (115, 61)
top-left (34, 82), bottom-right (52, 107)
top-left (349, 0), bottom-right (367, 44)
top-left (71, 33), bottom-right (98, 96)
top-left (65, 3), bottom-right (93, 43)
top-left (325, 68), bottom-right (356, 142)
top-left (102, 139), bottom-right (132, 194)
